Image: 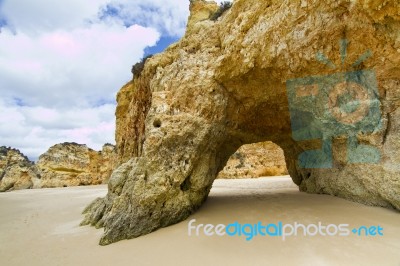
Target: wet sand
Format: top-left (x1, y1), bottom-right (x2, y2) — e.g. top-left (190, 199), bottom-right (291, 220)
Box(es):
top-left (0, 176), bottom-right (399, 266)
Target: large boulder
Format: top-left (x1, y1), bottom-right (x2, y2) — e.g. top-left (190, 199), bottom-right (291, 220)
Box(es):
top-left (82, 0), bottom-right (400, 245)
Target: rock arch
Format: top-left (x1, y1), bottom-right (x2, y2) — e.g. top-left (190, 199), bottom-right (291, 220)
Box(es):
top-left (82, 0), bottom-right (400, 245)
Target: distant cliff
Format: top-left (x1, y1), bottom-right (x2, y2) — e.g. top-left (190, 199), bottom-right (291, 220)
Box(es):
top-left (0, 143), bottom-right (117, 192)
top-left (218, 142), bottom-right (288, 178)
top-left (0, 147), bottom-right (41, 192)
top-left (0, 140), bottom-right (287, 192)
top-left (37, 143), bottom-right (117, 188)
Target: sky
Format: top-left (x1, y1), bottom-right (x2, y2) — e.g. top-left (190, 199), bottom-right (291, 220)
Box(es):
top-left (0, 0), bottom-right (231, 161)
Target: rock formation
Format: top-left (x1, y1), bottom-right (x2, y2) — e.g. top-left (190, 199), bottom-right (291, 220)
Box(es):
top-left (0, 147), bottom-right (41, 192)
top-left (98, 144), bottom-right (118, 184)
top-left (217, 142), bottom-right (288, 178)
top-left (0, 143), bottom-right (117, 191)
top-left (38, 143), bottom-right (117, 188)
top-left (82, 0), bottom-right (400, 245)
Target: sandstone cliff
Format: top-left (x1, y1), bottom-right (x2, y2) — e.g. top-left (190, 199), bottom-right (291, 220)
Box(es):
top-left (218, 142), bottom-right (288, 178)
top-left (82, 0), bottom-right (400, 245)
top-left (38, 143), bottom-right (117, 188)
top-left (0, 143), bottom-right (117, 191)
top-left (0, 147), bottom-right (41, 192)
top-left (98, 144), bottom-right (118, 184)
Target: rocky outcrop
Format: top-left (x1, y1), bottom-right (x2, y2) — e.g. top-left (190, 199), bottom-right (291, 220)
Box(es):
top-left (218, 142), bottom-right (288, 178)
top-left (82, 0), bottom-right (400, 245)
top-left (38, 143), bottom-right (115, 187)
top-left (114, 0), bottom-right (219, 167)
top-left (0, 143), bottom-right (117, 191)
top-left (0, 147), bottom-right (41, 192)
top-left (98, 144), bottom-right (118, 184)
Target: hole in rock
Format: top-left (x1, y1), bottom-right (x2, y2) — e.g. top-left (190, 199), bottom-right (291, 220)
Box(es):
top-left (153, 119), bottom-right (162, 128)
top-left (180, 176), bottom-right (191, 191)
top-left (217, 141), bottom-right (289, 179)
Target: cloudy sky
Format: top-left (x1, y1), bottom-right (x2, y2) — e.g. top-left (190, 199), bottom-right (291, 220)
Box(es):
top-left (0, 0), bottom-right (230, 161)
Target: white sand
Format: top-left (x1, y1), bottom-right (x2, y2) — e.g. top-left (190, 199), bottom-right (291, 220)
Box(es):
top-left (0, 176), bottom-right (399, 266)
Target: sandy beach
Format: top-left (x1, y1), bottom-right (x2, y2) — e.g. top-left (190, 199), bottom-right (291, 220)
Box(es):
top-left (0, 176), bottom-right (399, 266)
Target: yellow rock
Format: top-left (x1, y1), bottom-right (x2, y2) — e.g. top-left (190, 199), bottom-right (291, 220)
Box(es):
top-left (84, 0), bottom-right (400, 245)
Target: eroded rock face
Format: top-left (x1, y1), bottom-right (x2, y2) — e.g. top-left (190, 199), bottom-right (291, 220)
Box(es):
top-left (217, 142), bottom-right (288, 178)
top-left (0, 143), bottom-right (117, 191)
top-left (38, 143), bottom-right (116, 188)
top-left (0, 147), bottom-right (40, 192)
top-left (82, 0), bottom-right (400, 245)
top-left (99, 144), bottom-right (118, 184)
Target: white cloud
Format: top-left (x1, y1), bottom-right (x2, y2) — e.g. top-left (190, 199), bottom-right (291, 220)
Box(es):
top-left (0, 22), bottom-right (160, 107)
top-left (100, 0), bottom-right (190, 37)
top-left (98, 0), bottom-right (233, 37)
top-left (0, 0), bottom-right (233, 160)
top-left (0, 99), bottom-right (116, 161)
top-left (1, 0), bottom-right (110, 34)
top-left (0, 0), bottom-right (162, 159)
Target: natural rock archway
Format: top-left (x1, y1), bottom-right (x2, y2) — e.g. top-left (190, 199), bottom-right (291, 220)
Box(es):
top-left (82, 0), bottom-right (400, 245)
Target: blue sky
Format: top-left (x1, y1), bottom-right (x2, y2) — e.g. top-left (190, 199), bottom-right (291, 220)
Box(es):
top-left (144, 36), bottom-right (180, 56)
top-left (0, 0), bottom-right (230, 160)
